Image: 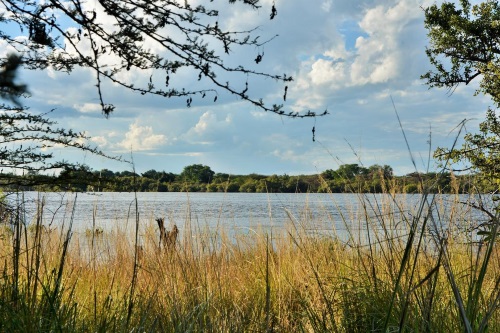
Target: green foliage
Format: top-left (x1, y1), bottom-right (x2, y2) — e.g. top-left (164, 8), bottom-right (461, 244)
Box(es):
top-left (180, 164), bottom-right (214, 184)
top-left (424, 1), bottom-right (500, 189)
top-left (2, 162), bottom-right (479, 194)
top-left (142, 169), bottom-right (176, 182)
top-left (58, 164), bottom-right (97, 192)
top-left (436, 109), bottom-right (500, 187)
top-left (423, 0), bottom-right (500, 106)
top-left (422, 6), bottom-right (500, 327)
top-left (336, 163), bottom-right (368, 179)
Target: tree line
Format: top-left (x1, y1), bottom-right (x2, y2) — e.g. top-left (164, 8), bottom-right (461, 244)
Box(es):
top-left (0, 163), bottom-right (485, 194)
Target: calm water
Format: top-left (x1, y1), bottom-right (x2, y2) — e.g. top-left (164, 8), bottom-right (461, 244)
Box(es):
top-left (9, 191), bottom-right (365, 232)
top-left (6, 191), bottom-right (486, 238)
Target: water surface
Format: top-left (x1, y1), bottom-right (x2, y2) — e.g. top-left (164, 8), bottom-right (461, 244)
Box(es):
top-left (7, 192), bottom-right (485, 238)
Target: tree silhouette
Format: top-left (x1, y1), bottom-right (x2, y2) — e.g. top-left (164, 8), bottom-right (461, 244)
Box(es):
top-left (0, 0), bottom-right (326, 118)
top-left (0, 52), bottom-right (116, 188)
top-left (0, 103), bottom-right (117, 188)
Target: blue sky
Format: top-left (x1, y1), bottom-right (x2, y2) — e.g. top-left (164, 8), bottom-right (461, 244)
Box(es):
top-left (1, 0), bottom-right (492, 176)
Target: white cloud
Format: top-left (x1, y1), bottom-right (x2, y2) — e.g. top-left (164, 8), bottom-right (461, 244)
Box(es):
top-left (73, 103), bottom-right (102, 114)
top-left (321, 0), bottom-right (333, 13)
top-left (292, 0), bottom-right (426, 111)
top-left (272, 149), bottom-right (303, 163)
top-left (186, 111), bottom-right (233, 140)
top-left (309, 58), bottom-right (348, 87)
top-left (90, 135), bottom-right (109, 148)
top-left (118, 122), bottom-right (166, 151)
top-left (350, 1), bottom-right (419, 85)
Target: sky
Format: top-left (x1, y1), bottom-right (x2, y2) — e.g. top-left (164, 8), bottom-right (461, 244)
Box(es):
top-left (1, 0), bottom-right (493, 176)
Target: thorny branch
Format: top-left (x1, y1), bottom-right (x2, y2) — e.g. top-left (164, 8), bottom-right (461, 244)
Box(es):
top-left (0, 0), bottom-right (328, 118)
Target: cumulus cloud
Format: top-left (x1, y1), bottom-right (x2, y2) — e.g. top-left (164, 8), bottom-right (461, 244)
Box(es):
top-left (185, 111), bottom-right (233, 142)
top-left (291, 0), bottom-right (428, 110)
top-left (350, 1), bottom-right (418, 85)
top-left (90, 135), bottom-right (109, 148)
top-left (309, 58), bottom-right (348, 87)
top-left (118, 122), bottom-right (167, 151)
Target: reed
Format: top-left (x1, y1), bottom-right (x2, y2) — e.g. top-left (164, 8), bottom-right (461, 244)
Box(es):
top-left (0, 186), bottom-right (498, 332)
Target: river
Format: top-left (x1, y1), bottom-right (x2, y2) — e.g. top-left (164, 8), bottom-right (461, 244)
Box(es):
top-left (5, 191), bottom-right (487, 240)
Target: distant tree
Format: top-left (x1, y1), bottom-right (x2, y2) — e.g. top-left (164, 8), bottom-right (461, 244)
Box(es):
top-left (142, 170), bottom-right (160, 179)
top-left (117, 170), bottom-right (140, 178)
top-left (96, 169), bottom-right (115, 178)
top-left (262, 174), bottom-right (284, 192)
top-left (225, 182), bottom-right (240, 192)
top-left (285, 176), bottom-right (308, 193)
top-left (336, 164), bottom-right (368, 179)
top-left (321, 169), bottom-right (338, 180)
top-left (206, 183), bottom-right (219, 192)
top-left (181, 164), bottom-right (214, 183)
top-left (159, 172), bottom-right (177, 183)
top-left (0, 0), bottom-right (326, 118)
top-left (239, 180), bottom-right (257, 193)
top-left (142, 169), bottom-right (175, 182)
top-left (213, 173), bottom-right (230, 183)
top-left (368, 164), bottom-right (393, 180)
top-left (142, 169), bottom-right (176, 190)
top-left (57, 164), bottom-right (96, 191)
top-left (247, 173), bottom-right (267, 180)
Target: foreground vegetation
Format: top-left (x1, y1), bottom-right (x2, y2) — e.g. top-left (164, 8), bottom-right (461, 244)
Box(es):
top-left (0, 182), bottom-right (498, 332)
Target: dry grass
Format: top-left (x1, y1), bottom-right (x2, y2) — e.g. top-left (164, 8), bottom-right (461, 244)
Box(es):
top-left (0, 191), bottom-right (499, 332)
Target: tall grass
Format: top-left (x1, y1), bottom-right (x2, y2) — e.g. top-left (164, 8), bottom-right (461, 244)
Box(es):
top-left (0, 184), bottom-right (498, 332)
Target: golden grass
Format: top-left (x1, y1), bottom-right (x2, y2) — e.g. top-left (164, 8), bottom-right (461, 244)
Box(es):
top-left (0, 193), bottom-right (499, 332)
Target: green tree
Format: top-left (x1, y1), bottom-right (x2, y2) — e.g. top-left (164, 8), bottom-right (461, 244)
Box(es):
top-left (142, 169), bottom-right (176, 182)
top-left (423, 1), bottom-right (500, 186)
top-left (117, 171), bottom-right (139, 178)
top-left (435, 108), bottom-right (500, 184)
top-left (96, 169), bottom-right (115, 178)
top-left (240, 180), bottom-right (257, 192)
top-left (58, 164), bottom-right (96, 191)
top-left (423, 1), bottom-right (500, 106)
top-left (368, 164), bottom-right (393, 180)
top-left (180, 164), bottom-right (214, 183)
top-left (336, 164), bottom-right (368, 179)
top-left (321, 169), bottom-right (338, 180)
top-left (225, 182), bottom-right (240, 192)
